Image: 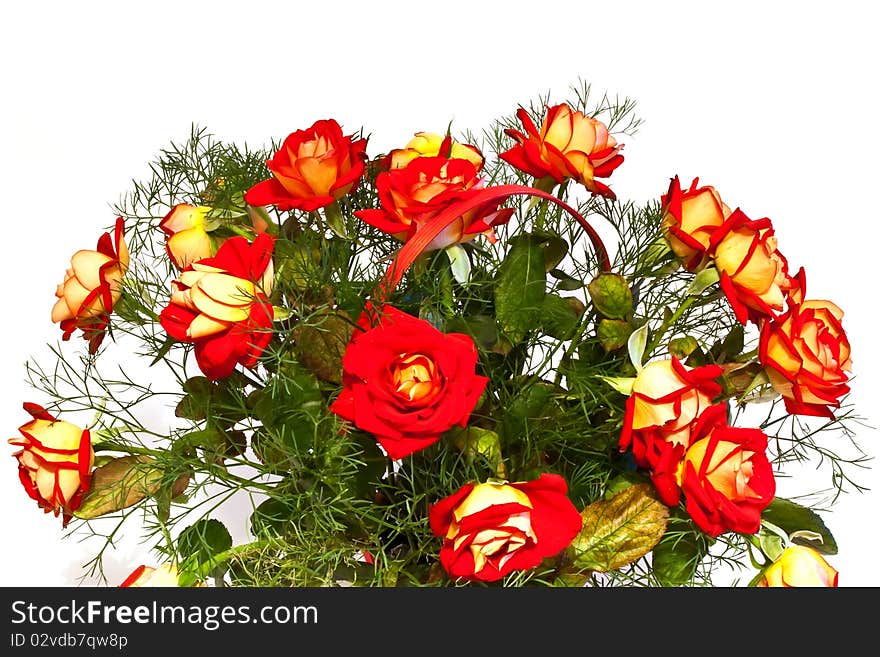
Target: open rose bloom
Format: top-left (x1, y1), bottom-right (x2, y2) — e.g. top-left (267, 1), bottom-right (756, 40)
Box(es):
top-left (500, 102), bottom-right (623, 198)
top-left (8, 403), bottom-right (94, 525)
top-left (757, 545), bottom-right (838, 587)
top-left (661, 176), bottom-right (731, 271)
top-left (355, 156), bottom-right (513, 251)
top-left (51, 217), bottom-right (129, 353)
top-left (618, 358), bottom-right (722, 504)
top-left (679, 405), bottom-right (776, 537)
top-left (119, 563), bottom-right (181, 587)
top-left (330, 305), bottom-right (488, 459)
top-left (159, 203), bottom-right (216, 269)
top-left (429, 474), bottom-right (582, 582)
top-left (759, 298), bottom-right (852, 418)
top-left (709, 210), bottom-right (794, 325)
top-left (159, 233), bottom-right (276, 380)
top-left (244, 118), bottom-right (367, 212)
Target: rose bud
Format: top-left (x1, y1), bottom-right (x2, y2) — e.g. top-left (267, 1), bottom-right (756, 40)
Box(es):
top-left (330, 305), bottom-right (488, 460)
top-left (159, 233), bottom-right (276, 380)
top-left (708, 209), bottom-right (794, 325)
top-left (354, 156), bottom-right (513, 251)
top-left (159, 203), bottom-right (217, 269)
top-left (428, 473), bottom-right (582, 582)
top-left (661, 176), bottom-right (732, 271)
top-left (757, 545), bottom-right (838, 587)
top-left (51, 217), bottom-right (129, 353)
top-left (499, 102), bottom-right (623, 198)
top-left (244, 118), bottom-right (368, 212)
top-left (618, 357), bottom-right (723, 504)
top-left (385, 132), bottom-right (484, 171)
top-left (8, 403), bottom-right (94, 526)
top-left (119, 563), bottom-right (181, 587)
top-left (759, 298), bottom-right (852, 418)
top-left (679, 405), bottom-right (776, 537)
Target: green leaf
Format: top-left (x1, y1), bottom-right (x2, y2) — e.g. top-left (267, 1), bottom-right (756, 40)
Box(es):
top-left (761, 497), bottom-right (838, 555)
top-left (494, 235), bottom-right (547, 343)
top-left (74, 456), bottom-right (165, 519)
top-left (597, 319), bottom-right (632, 352)
top-left (445, 315), bottom-right (499, 351)
top-left (651, 516), bottom-right (710, 586)
top-left (668, 336), bottom-right (700, 359)
top-left (686, 266), bottom-right (720, 296)
top-left (540, 294), bottom-right (583, 340)
top-left (178, 518), bottom-right (233, 569)
top-left (549, 268), bottom-right (583, 291)
top-left (449, 426), bottom-right (505, 478)
top-left (250, 498), bottom-right (292, 538)
top-left (567, 483), bottom-right (669, 573)
top-left (445, 244), bottom-right (472, 285)
top-left (627, 321), bottom-right (650, 372)
top-left (587, 272), bottom-right (633, 319)
top-left (293, 311), bottom-right (354, 384)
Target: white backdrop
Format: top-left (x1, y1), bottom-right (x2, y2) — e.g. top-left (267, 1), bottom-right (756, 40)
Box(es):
top-left (1, 0), bottom-right (877, 587)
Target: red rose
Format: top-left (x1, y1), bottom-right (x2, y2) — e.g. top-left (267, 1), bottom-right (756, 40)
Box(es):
top-left (354, 156), bottom-right (513, 251)
top-left (8, 403), bottom-right (94, 526)
top-left (51, 217), bottom-right (129, 353)
top-left (159, 233), bottom-right (276, 380)
top-left (661, 176), bottom-right (732, 272)
top-left (499, 103), bottom-right (623, 198)
top-left (679, 405), bottom-right (776, 537)
top-left (329, 305), bottom-right (488, 459)
top-left (428, 473), bottom-right (582, 582)
top-left (618, 358), bottom-right (722, 505)
top-left (708, 209), bottom-right (795, 325)
top-left (244, 118), bottom-right (368, 212)
top-left (759, 296), bottom-right (852, 418)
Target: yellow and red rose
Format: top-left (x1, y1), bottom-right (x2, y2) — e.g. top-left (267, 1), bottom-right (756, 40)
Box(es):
top-left (759, 296), bottom-right (852, 418)
top-left (51, 217), bottom-right (129, 353)
top-left (618, 357), bottom-right (722, 504)
top-left (159, 233), bottom-right (276, 380)
top-left (119, 563), bottom-right (181, 587)
top-left (385, 132), bottom-right (484, 171)
top-left (244, 118), bottom-right (368, 212)
top-left (329, 305), bottom-right (488, 460)
top-left (679, 405), bottom-right (776, 537)
top-left (708, 209), bottom-right (794, 325)
top-left (354, 156), bottom-right (513, 251)
top-left (499, 102), bottom-right (623, 198)
top-left (757, 545), bottom-right (838, 587)
top-left (159, 203), bottom-right (217, 269)
top-left (8, 403), bottom-right (94, 525)
top-left (428, 473), bottom-right (582, 582)
top-left (661, 176), bottom-right (732, 271)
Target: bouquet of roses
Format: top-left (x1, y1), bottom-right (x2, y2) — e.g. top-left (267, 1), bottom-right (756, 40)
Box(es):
top-left (11, 82), bottom-right (858, 587)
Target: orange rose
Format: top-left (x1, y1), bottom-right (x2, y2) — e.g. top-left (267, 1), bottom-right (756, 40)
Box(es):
top-left (8, 403), bottom-right (94, 526)
top-left (618, 357), bottom-right (722, 505)
top-left (354, 156), bottom-right (513, 251)
top-left (51, 217), bottom-right (129, 353)
top-left (679, 405), bottom-right (776, 537)
top-left (708, 209), bottom-right (794, 325)
top-left (661, 176), bottom-right (732, 271)
top-left (757, 545), bottom-right (838, 587)
top-left (428, 473), bottom-right (582, 582)
top-left (499, 102), bottom-right (623, 198)
top-left (244, 118), bottom-right (368, 212)
top-left (759, 296), bottom-right (852, 418)
top-left (385, 132), bottom-right (483, 171)
top-left (119, 563), bottom-right (181, 587)
top-left (159, 204), bottom-right (216, 269)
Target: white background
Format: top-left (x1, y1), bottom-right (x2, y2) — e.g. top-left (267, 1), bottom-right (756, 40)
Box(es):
top-left (1, 0), bottom-right (877, 587)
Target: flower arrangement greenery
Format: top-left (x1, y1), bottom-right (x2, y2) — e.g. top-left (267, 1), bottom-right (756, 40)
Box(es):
top-left (11, 81), bottom-right (862, 587)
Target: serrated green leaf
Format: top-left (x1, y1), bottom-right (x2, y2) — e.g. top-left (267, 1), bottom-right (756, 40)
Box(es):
top-left (178, 519), bottom-right (233, 570)
top-left (567, 483), bottom-right (669, 573)
top-left (494, 236), bottom-right (547, 343)
top-left (651, 517), bottom-right (710, 587)
top-left (761, 497), bottom-right (838, 555)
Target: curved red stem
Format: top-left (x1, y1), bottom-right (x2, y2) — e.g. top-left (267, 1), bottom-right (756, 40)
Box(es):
top-left (372, 184), bottom-right (610, 304)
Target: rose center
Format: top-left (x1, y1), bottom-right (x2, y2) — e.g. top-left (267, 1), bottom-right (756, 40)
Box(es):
top-left (391, 353), bottom-right (438, 402)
